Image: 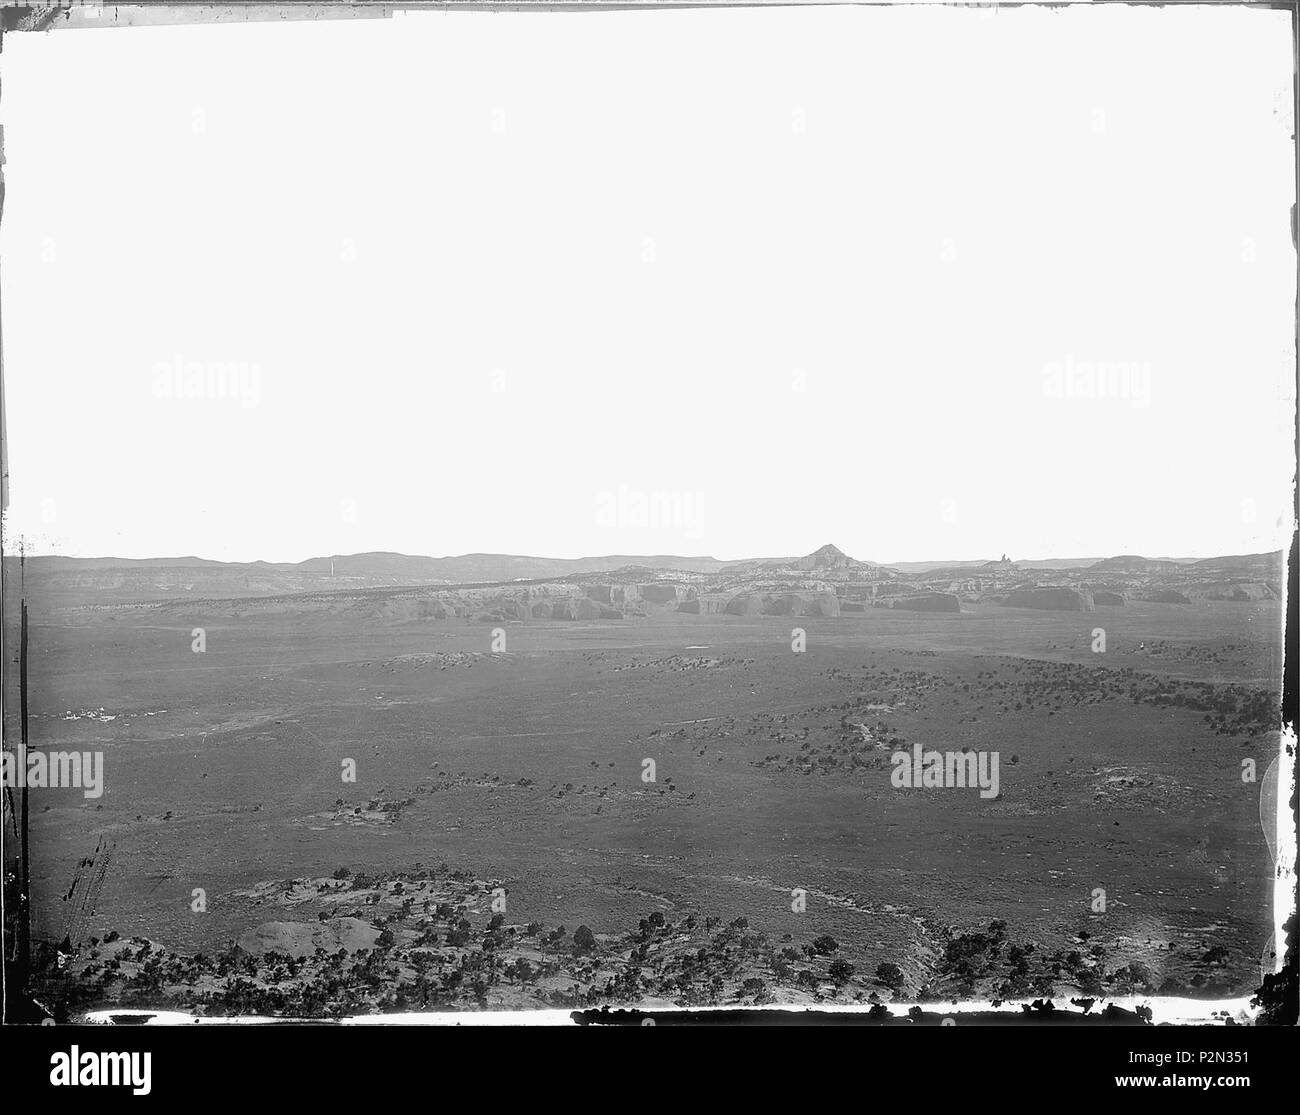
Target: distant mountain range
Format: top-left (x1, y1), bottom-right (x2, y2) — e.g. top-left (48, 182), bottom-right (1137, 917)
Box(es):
top-left (15, 551), bottom-right (728, 577)
top-left (1, 545), bottom-right (1285, 611)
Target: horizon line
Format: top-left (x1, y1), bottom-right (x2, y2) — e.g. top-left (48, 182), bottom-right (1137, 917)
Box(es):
top-left (0, 545), bottom-right (1284, 568)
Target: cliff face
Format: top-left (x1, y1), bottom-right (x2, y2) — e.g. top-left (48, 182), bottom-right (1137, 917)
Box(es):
top-left (877, 593), bottom-right (961, 613)
top-left (724, 595), bottom-right (765, 617)
top-left (1000, 588), bottom-right (1095, 612)
top-left (639, 584), bottom-right (680, 604)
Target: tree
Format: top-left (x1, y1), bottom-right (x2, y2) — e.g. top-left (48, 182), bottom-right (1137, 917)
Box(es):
top-left (828, 959), bottom-right (854, 983)
top-left (573, 925), bottom-right (597, 954)
top-left (875, 961), bottom-right (905, 991)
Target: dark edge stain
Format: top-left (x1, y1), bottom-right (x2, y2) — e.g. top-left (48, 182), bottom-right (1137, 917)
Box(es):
top-left (1248, 0), bottom-right (1299, 1029)
top-left (570, 1000), bottom-right (1154, 1025)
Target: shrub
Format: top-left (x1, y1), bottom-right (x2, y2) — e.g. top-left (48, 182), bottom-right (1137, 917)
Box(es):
top-left (828, 959), bottom-right (855, 983)
top-left (875, 962), bottom-right (905, 991)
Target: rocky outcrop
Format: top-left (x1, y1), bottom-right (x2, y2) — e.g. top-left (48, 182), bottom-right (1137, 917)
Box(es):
top-left (550, 598), bottom-right (621, 620)
top-left (715, 591), bottom-right (842, 617)
top-left (1000, 588), bottom-right (1095, 612)
top-left (878, 593), bottom-right (961, 613)
top-left (639, 584), bottom-right (680, 604)
top-left (762, 594), bottom-right (802, 617)
top-left (550, 600), bottom-right (579, 620)
top-left (1190, 581), bottom-right (1273, 602)
top-left (724, 594), bottom-right (764, 617)
top-left (239, 917), bottom-right (379, 959)
top-left (801, 592), bottom-right (841, 617)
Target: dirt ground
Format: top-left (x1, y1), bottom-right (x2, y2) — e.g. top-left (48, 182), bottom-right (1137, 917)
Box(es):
top-left (11, 597), bottom-right (1283, 1007)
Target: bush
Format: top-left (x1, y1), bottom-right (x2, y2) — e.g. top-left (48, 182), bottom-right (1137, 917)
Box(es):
top-left (1110, 962), bottom-right (1157, 994)
top-left (828, 959), bottom-right (855, 983)
top-left (875, 962), bottom-right (905, 991)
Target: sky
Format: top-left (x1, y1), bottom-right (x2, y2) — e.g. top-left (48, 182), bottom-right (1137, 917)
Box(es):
top-left (0, 4), bottom-right (1295, 564)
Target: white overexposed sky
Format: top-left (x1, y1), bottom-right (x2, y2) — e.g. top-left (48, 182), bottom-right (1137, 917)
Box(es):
top-left (0, 4), bottom-right (1294, 564)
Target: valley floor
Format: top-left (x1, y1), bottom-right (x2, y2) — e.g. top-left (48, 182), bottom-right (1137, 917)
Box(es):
top-left (9, 601), bottom-right (1283, 1016)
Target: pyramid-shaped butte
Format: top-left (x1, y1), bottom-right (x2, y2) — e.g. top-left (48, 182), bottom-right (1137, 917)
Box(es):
top-left (791, 543), bottom-right (870, 572)
top-left (810, 543), bottom-right (848, 566)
